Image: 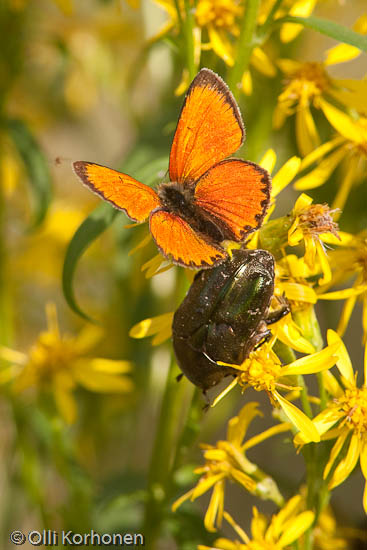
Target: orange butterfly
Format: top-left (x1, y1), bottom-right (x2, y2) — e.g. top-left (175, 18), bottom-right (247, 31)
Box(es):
top-left (73, 68), bottom-right (271, 269)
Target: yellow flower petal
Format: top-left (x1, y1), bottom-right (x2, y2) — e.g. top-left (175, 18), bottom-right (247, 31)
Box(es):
top-left (259, 149), bottom-right (277, 174)
top-left (272, 494), bottom-right (302, 536)
top-left (208, 26), bottom-right (234, 66)
top-left (318, 285), bottom-right (367, 300)
top-left (299, 136), bottom-right (345, 171)
top-left (223, 511), bottom-right (250, 544)
top-left (283, 282), bottom-right (317, 304)
top-left (294, 146), bottom-right (346, 190)
top-left (280, 0), bottom-right (317, 42)
top-left (294, 193), bottom-right (313, 212)
top-left (273, 317), bottom-right (315, 354)
top-left (204, 480), bottom-right (225, 532)
top-left (273, 390), bottom-right (320, 442)
top-left (319, 99), bottom-right (365, 143)
top-left (251, 47), bottom-right (276, 77)
top-left (278, 511), bottom-right (315, 546)
top-left (328, 433), bottom-right (361, 489)
top-left (54, 386), bottom-right (77, 424)
top-left (327, 330), bottom-right (354, 385)
top-left (241, 70), bottom-right (252, 95)
top-left (272, 156), bottom-right (301, 197)
top-left (337, 295), bottom-right (358, 338)
top-left (316, 240), bottom-right (332, 285)
top-left (323, 430), bottom-right (349, 479)
top-left (294, 408), bottom-right (340, 445)
top-left (296, 105), bottom-right (320, 157)
top-left (324, 43), bottom-right (362, 66)
top-left (231, 469), bottom-right (257, 492)
top-left (90, 358), bottom-right (132, 374)
top-left (129, 312), bottom-right (174, 340)
top-left (172, 488), bottom-right (195, 512)
top-left (322, 370), bottom-right (344, 398)
top-left (243, 422), bottom-right (292, 451)
top-left (74, 364), bottom-right (133, 393)
top-left (192, 473), bottom-right (226, 500)
top-left (128, 233), bottom-right (152, 255)
top-left (227, 402), bottom-right (261, 446)
top-left (360, 438), bottom-right (367, 481)
top-left (0, 346), bottom-right (27, 364)
top-left (281, 341), bottom-right (340, 376)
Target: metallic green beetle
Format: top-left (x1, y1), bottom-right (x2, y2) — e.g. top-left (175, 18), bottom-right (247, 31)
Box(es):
top-left (172, 249), bottom-right (289, 393)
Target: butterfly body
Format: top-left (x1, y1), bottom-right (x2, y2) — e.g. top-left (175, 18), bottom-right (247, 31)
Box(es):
top-left (73, 68), bottom-right (271, 269)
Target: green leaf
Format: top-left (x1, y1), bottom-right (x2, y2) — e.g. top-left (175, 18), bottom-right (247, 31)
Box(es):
top-left (6, 118), bottom-right (52, 227)
top-left (278, 16), bottom-right (367, 51)
top-left (62, 202), bottom-right (119, 322)
top-left (63, 152), bottom-right (168, 320)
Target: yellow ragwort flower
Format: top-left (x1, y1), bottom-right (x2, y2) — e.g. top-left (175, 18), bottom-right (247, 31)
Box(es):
top-left (295, 330), bottom-right (367, 513)
top-left (0, 303), bottom-right (133, 423)
top-left (215, 335), bottom-right (341, 443)
top-left (173, 402), bottom-right (289, 532)
top-left (295, 102), bottom-right (367, 212)
top-left (274, 20), bottom-right (367, 157)
top-left (288, 193), bottom-right (340, 285)
top-left (152, 0), bottom-right (276, 94)
top-left (198, 494), bottom-right (315, 550)
top-left (317, 230), bottom-right (367, 342)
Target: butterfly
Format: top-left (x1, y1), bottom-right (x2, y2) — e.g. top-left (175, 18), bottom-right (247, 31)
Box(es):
top-left (73, 68), bottom-right (271, 269)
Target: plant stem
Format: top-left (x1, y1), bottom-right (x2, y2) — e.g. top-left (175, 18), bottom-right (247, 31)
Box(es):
top-left (183, 0), bottom-right (196, 80)
top-left (143, 357), bottom-right (188, 547)
top-left (227, 0), bottom-right (261, 97)
top-left (297, 375), bottom-right (313, 418)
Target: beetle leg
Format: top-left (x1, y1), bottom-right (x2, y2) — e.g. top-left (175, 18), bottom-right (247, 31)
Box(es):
top-left (265, 296), bottom-right (290, 325)
top-left (176, 373), bottom-right (184, 382)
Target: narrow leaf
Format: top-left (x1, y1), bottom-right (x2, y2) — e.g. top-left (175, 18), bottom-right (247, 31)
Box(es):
top-left (278, 16), bottom-right (367, 51)
top-left (7, 118), bottom-right (52, 227)
top-left (62, 203), bottom-right (119, 321)
top-left (63, 152), bottom-right (168, 320)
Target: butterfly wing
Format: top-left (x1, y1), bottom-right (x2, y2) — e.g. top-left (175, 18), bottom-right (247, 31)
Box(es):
top-left (149, 210), bottom-right (228, 269)
top-left (169, 69), bottom-right (245, 184)
top-left (194, 159), bottom-right (271, 241)
top-left (73, 161), bottom-right (160, 222)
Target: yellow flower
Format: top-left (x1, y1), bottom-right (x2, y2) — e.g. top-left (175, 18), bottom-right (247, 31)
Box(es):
top-left (129, 312), bottom-right (174, 345)
top-left (173, 402), bottom-right (289, 532)
top-left (295, 330), bottom-right (367, 513)
top-left (274, 45), bottom-right (367, 156)
top-left (295, 103), bottom-right (367, 212)
top-left (287, 193), bottom-right (340, 285)
top-left (215, 336), bottom-right (341, 443)
top-left (0, 303), bottom-right (133, 424)
top-left (198, 494), bottom-right (315, 549)
top-left (313, 503), bottom-right (367, 550)
top-left (152, 0), bottom-right (276, 94)
top-left (317, 230), bottom-right (367, 342)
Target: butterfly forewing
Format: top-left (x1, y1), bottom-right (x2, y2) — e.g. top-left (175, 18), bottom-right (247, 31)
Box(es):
top-left (169, 69), bottom-right (245, 184)
top-left (194, 159), bottom-right (271, 241)
top-left (73, 161), bottom-right (160, 223)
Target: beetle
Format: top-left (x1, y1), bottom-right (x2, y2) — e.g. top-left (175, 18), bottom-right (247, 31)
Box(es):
top-left (172, 248), bottom-right (289, 393)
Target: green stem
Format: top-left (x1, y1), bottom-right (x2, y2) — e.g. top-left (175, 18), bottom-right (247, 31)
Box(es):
top-left (171, 387), bottom-right (204, 474)
top-left (143, 356), bottom-right (187, 548)
top-left (183, 0), bottom-right (196, 80)
top-left (227, 0), bottom-right (261, 97)
top-left (259, 0), bottom-right (284, 36)
top-left (297, 375), bottom-right (313, 418)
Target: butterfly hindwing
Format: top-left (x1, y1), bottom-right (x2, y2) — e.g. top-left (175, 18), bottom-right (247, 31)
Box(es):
top-left (149, 210), bottom-right (228, 269)
top-left (73, 161), bottom-right (160, 222)
top-left (194, 159), bottom-right (271, 241)
top-left (169, 69), bottom-right (245, 184)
